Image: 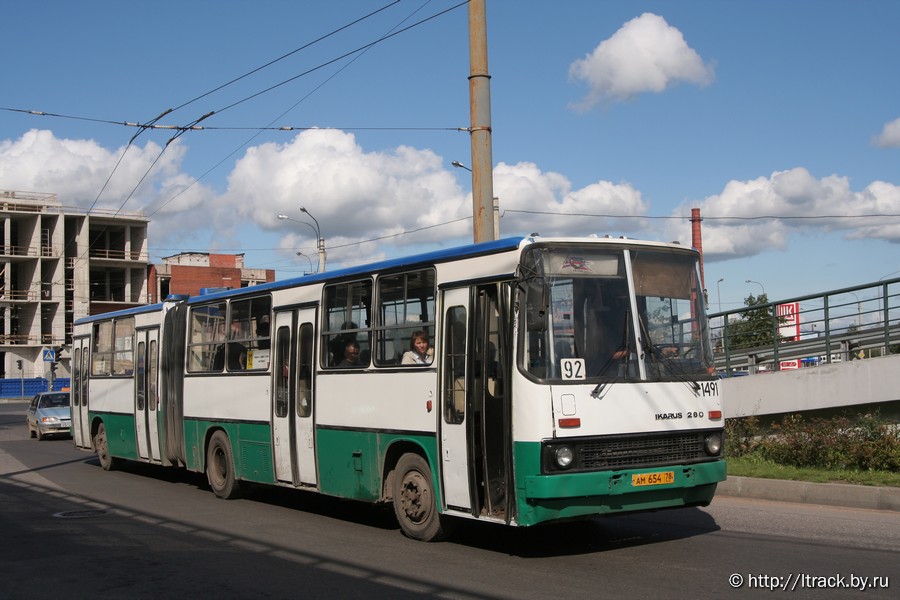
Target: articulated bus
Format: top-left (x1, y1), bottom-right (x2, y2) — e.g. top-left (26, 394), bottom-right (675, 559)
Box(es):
top-left (71, 235), bottom-right (725, 541)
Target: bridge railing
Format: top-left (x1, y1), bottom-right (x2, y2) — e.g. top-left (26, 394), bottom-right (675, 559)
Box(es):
top-left (709, 277), bottom-right (900, 375)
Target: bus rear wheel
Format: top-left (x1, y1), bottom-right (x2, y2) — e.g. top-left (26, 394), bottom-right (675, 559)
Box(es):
top-left (93, 422), bottom-right (120, 471)
top-left (392, 453), bottom-right (448, 542)
top-left (206, 431), bottom-right (241, 499)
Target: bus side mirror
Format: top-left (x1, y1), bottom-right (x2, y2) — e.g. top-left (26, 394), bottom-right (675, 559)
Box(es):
top-left (527, 309), bottom-right (547, 332)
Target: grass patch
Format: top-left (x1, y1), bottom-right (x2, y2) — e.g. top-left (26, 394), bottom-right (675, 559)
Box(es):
top-left (725, 410), bottom-right (900, 487)
top-left (726, 455), bottom-right (900, 487)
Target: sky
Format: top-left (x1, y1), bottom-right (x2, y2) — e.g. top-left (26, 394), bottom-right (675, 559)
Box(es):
top-left (2, 0), bottom-right (899, 312)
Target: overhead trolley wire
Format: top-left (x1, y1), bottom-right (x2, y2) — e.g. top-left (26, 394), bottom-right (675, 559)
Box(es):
top-left (503, 209), bottom-right (900, 221)
top-left (165, 0), bottom-right (403, 116)
top-left (145, 0), bottom-right (464, 217)
top-left (113, 2), bottom-right (417, 217)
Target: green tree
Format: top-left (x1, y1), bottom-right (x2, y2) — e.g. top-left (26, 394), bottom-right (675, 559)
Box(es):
top-left (724, 293), bottom-right (783, 351)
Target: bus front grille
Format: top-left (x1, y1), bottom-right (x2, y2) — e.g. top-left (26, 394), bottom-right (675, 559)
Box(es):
top-left (579, 432), bottom-right (707, 470)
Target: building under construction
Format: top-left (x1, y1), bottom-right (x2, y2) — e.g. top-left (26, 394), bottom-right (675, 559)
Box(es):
top-left (0, 189), bottom-right (149, 380)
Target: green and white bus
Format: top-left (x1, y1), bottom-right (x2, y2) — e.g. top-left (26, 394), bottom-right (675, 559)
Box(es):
top-left (71, 235), bottom-right (725, 541)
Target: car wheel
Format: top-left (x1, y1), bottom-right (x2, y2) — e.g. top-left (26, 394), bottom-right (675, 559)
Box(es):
top-left (36, 427), bottom-right (44, 441)
top-left (28, 424), bottom-right (36, 439)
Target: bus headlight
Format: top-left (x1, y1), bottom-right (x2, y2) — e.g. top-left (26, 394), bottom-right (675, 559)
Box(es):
top-left (553, 445), bottom-right (575, 469)
top-left (704, 432), bottom-right (723, 456)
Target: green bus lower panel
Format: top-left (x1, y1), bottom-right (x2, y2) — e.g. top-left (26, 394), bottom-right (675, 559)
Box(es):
top-left (183, 419), bottom-right (276, 485)
top-left (316, 428), bottom-right (438, 503)
top-left (90, 412), bottom-right (138, 461)
top-left (514, 441), bottom-right (726, 527)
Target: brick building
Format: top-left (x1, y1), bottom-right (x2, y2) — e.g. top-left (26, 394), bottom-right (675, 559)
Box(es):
top-left (148, 252), bottom-right (275, 303)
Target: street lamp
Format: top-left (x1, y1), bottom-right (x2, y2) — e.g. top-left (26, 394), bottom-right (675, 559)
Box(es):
top-left (716, 278), bottom-right (724, 313)
top-left (848, 292), bottom-right (862, 327)
top-left (452, 160), bottom-right (500, 239)
top-left (745, 279), bottom-right (765, 296)
top-left (300, 206), bottom-right (326, 273)
top-left (295, 251), bottom-right (313, 275)
top-left (278, 212), bottom-right (326, 272)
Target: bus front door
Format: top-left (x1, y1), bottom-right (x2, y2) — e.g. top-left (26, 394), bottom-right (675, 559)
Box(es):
top-left (272, 308), bottom-right (318, 486)
top-left (440, 283), bottom-right (510, 520)
top-left (71, 336), bottom-right (91, 450)
top-left (439, 288), bottom-right (472, 512)
top-left (134, 327), bottom-right (161, 462)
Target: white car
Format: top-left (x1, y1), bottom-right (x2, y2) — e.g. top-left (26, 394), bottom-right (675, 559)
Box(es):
top-left (26, 392), bottom-right (72, 440)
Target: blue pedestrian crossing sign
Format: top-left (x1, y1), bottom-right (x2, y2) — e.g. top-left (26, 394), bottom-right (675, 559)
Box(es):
top-left (43, 349), bottom-right (56, 362)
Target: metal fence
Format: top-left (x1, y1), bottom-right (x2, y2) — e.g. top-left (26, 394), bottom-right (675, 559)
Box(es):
top-left (0, 378), bottom-right (71, 399)
top-left (709, 277), bottom-right (900, 375)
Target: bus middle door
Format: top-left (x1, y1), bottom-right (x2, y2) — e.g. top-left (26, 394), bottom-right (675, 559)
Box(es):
top-left (272, 308), bottom-right (318, 486)
top-left (71, 336), bottom-right (91, 450)
top-left (134, 327), bottom-right (161, 462)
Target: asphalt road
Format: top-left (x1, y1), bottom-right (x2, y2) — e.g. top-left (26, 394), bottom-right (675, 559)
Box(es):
top-left (1, 402), bottom-right (898, 599)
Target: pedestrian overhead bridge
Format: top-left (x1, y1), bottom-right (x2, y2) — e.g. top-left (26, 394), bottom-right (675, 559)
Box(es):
top-left (709, 276), bottom-right (900, 420)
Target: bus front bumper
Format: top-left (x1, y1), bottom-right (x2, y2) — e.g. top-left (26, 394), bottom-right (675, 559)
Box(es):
top-left (516, 460), bottom-right (726, 526)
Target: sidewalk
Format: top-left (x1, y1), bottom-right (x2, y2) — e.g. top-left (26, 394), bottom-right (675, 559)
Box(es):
top-left (718, 476), bottom-right (900, 512)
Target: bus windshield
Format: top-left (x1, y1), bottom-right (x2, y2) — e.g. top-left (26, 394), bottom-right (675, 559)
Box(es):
top-left (519, 245), bottom-right (715, 382)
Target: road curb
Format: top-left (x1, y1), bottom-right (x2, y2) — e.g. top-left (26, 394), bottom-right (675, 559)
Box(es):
top-left (719, 476), bottom-right (900, 512)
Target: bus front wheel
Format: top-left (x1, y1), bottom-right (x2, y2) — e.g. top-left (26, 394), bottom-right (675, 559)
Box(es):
top-left (206, 431), bottom-right (242, 499)
top-left (392, 453), bottom-right (448, 542)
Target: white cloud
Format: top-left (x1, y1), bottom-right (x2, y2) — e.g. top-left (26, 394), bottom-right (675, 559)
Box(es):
top-left (568, 12), bottom-right (714, 108)
top-left (221, 135), bottom-right (651, 263)
top-left (668, 167), bottom-right (900, 261)
top-left (493, 161), bottom-right (649, 236)
top-left (220, 129), bottom-right (471, 265)
top-left (873, 117), bottom-right (900, 148)
top-left (0, 129), bottom-right (219, 249)
top-left (0, 129), bottom-right (181, 210)
top-left (4, 129), bottom-right (897, 271)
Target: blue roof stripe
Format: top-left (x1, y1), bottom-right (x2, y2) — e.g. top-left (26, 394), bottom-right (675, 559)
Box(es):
top-left (184, 236), bottom-right (524, 304)
top-left (75, 236), bottom-right (524, 324)
top-left (75, 302), bottom-right (165, 325)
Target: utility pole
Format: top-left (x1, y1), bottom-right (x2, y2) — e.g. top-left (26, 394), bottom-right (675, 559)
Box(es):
top-left (467, 0), bottom-right (496, 242)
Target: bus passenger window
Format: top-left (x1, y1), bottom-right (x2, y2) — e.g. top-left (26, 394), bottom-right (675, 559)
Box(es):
top-left (230, 296), bottom-right (272, 371)
top-left (323, 279), bottom-right (372, 368)
top-left (375, 269), bottom-right (435, 367)
top-left (188, 302), bottom-right (226, 373)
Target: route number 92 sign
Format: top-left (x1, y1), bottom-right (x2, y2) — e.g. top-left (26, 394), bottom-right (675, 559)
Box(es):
top-left (560, 358), bottom-right (586, 380)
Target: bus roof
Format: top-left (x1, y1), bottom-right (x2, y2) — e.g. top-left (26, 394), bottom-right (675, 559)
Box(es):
top-left (74, 237), bottom-right (525, 325)
top-left (183, 236), bottom-right (528, 305)
top-left (74, 235), bottom-right (699, 325)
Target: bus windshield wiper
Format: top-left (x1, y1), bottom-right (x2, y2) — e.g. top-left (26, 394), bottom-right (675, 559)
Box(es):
top-left (638, 317), bottom-right (700, 394)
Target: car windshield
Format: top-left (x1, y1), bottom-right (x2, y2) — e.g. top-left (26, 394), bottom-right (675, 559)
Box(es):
top-left (519, 245), bottom-right (715, 382)
top-left (38, 394), bottom-right (69, 409)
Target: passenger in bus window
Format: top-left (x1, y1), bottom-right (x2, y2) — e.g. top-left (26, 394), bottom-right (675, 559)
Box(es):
top-left (401, 331), bottom-right (433, 365)
top-left (339, 340), bottom-right (362, 367)
top-left (228, 319), bottom-right (247, 370)
top-left (256, 314), bottom-right (270, 350)
top-left (211, 322), bottom-right (226, 371)
top-left (329, 321), bottom-right (357, 366)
